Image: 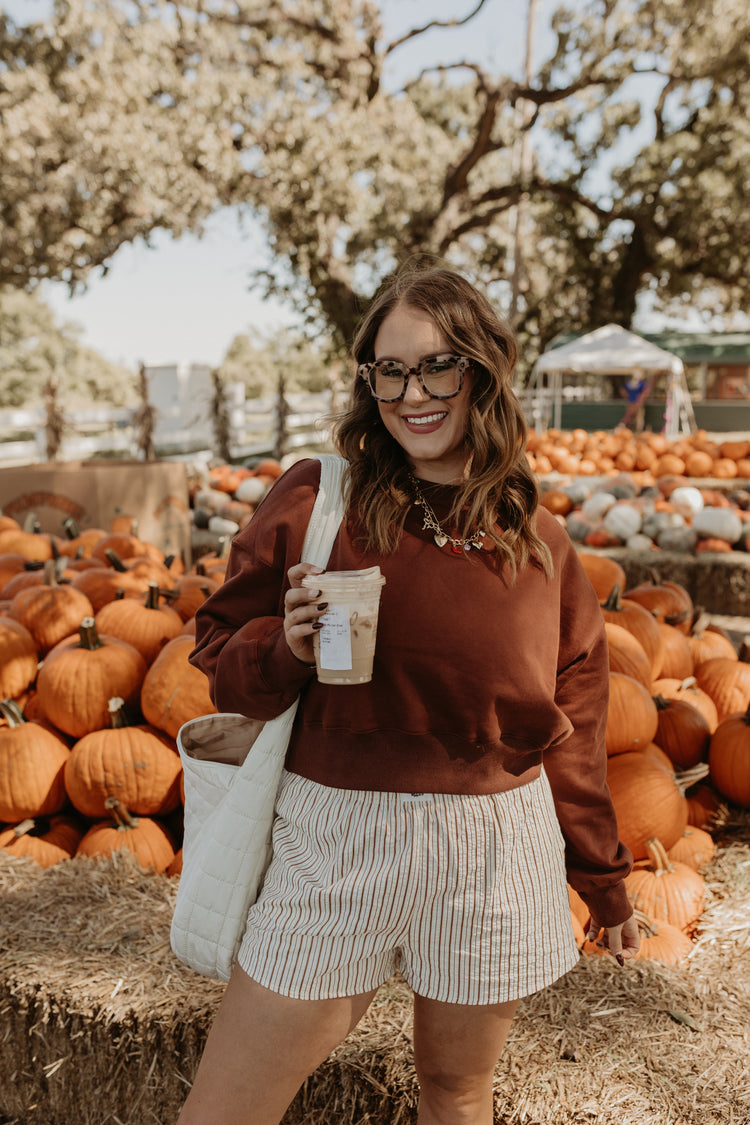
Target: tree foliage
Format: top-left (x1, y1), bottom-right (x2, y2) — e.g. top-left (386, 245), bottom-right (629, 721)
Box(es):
top-left (1, 0), bottom-right (749, 372)
top-left (0, 287), bottom-right (136, 408)
top-left (216, 329), bottom-right (333, 397)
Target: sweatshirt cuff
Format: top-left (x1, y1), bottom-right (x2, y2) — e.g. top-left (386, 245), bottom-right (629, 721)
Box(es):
top-left (259, 625), bottom-right (317, 699)
top-left (577, 881), bottom-right (633, 928)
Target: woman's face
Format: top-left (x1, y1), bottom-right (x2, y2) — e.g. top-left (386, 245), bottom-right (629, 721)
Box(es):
top-left (372, 303), bottom-right (473, 484)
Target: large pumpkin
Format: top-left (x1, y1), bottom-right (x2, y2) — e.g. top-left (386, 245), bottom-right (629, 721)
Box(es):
top-left (651, 676), bottom-right (718, 733)
top-left (36, 618), bottom-right (147, 739)
top-left (8, 561), bottom-right (95, 655)
top-left (0, 617), bottom-right (39, 699)
top-left (707, 704), bottom-right (750, 808)
top-left (0, 700), bottom-right (70, 821)
top-left (606, 752), bottom-right (688, 859)
top-left (624, 838), bottom-right (704, 932)
top-left (94, 582), bottom-right (183, 664)
top-left (140, 634), bottom-right (216, 739)
top-left (577, 554), bottom-right (627, 602)
top-left (600, 585), bottom-right (664, 673)
top-left (652, 694), bottom-right (711, 770)
top-left (0, 814), bottom-right (86, 867)
top-left (64, 697), bottom-right (182, 818)
top-left (75, 797), bottom-right (175, 873)
top-left (605, 623), bottom-right (652, 689)
top-left (605, 673), bottom-right (659, 756)
top-left (624, 573), bottom-right (693, 634)
top-left (694, 657), bottom-right (750, 724)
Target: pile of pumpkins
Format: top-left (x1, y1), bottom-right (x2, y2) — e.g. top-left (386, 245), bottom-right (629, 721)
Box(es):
top-left (0, 511), bottom-right (230, 875)
top-left (189, 457), bottom-right (285, 539)
top-left (573, 552), bottom-right (750, 965)
top-left (538, 471), bottom-right (750, 555)
top-left (1, 485), bottom-right (750, 969)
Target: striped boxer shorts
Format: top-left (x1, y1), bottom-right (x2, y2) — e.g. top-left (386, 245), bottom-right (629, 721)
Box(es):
top-left (236, 768), bottom-right (580, 1004)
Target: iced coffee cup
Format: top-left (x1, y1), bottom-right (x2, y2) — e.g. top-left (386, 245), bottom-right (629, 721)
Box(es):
top-left (301, 566), bottom-right (386, 684)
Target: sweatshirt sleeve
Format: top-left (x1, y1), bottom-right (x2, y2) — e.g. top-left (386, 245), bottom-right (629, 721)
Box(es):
top-left (539, 514), bottom-right (634, 927)
top-left (188, 459), bottom-right (322, 719)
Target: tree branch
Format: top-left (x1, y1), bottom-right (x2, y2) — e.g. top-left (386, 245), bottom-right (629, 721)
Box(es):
top-left (385, 0), bottom-right (491, 55)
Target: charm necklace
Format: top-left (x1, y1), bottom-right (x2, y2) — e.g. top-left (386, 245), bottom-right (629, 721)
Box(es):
top-left (409, 475), bottom-right (485, 553)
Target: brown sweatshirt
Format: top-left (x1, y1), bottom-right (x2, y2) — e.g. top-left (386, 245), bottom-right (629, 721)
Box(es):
top-left (190, 458), bottom-right (633, 925)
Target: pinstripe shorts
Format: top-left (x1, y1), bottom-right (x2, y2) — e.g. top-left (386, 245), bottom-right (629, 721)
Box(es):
top-left (236, 768), bottom-right (579, 1004)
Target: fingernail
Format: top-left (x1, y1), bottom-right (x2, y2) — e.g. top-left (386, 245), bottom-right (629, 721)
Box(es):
top-left (615, 953), bottom-right (624, 966)
top-left (316, 602), bottom-right (328, 611)
top-left (312, 621), bottom-right (324, 630)
top-left (308, 589), bottom-right (322, 599)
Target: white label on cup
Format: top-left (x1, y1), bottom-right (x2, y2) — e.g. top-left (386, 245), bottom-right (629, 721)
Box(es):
top-left (318, 605), bottom-right (353, 670)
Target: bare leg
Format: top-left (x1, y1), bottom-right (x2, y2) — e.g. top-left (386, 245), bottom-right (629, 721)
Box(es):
top-left (177, 966), bottom-right (378, 1125)
top-left (412, 993), bottom-right (518, 1125)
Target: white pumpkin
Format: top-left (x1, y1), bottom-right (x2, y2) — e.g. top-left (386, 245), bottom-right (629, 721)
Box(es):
top-left (625, 533), bottom-right (655, 552)
top-left (603, 503), bottom-right (642, 541)
top-left (581, 492), bottom-right (617, 520)
top-left (670, 486), bottom-right (704, 521)
top-left (235, 476), bottom-right (271, 504)
top-left (691, 506), bottom-right (743, 544)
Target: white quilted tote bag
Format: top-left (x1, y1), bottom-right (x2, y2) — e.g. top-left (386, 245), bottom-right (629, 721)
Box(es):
top-left (171, 454), bottom-right (347, 980)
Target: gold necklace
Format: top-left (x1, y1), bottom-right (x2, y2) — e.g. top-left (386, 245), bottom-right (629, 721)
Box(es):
top-left (409, 475), bottom-right (486, 553)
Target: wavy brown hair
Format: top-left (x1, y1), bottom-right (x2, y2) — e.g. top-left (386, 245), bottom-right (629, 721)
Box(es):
top-left (332, 266), bottom-right (553, 579)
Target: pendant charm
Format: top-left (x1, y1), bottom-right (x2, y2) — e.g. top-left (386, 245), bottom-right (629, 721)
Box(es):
top-left (451, 543), bottom-right (463, 554)
top-left (434, 532), bottom-right (448, 548)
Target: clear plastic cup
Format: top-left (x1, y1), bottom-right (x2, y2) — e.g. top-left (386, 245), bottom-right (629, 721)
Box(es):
top-left (301, 566), bottom-right (386, 684)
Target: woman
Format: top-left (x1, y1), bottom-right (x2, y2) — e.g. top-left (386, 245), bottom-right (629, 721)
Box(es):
top-left (179, 267), bottom-right (639, 1125)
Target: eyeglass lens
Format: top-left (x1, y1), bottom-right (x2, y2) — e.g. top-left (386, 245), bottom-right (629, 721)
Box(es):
top-left (368, 356), bottom-right (463, 401)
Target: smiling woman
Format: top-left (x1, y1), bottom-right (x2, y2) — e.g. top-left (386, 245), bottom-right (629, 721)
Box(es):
top-left (179, 264), bottom-right (638, 1125)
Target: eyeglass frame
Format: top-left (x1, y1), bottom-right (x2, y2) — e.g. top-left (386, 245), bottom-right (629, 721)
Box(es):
top-left (357, 354), bottom-right (473, 402)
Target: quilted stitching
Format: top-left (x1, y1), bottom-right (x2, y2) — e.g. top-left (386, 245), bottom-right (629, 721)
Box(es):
top-left (170, 455), bottom-right (348, 979)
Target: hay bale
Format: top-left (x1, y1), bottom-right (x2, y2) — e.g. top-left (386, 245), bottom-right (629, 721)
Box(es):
top-left (1, 811), bottom-right (749, 1125)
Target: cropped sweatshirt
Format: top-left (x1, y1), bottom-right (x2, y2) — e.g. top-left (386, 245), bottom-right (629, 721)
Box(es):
top-left (190, 458), bottom-right (633, 925)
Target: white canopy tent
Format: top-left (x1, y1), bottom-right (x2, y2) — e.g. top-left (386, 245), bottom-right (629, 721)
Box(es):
top-left (526, 324), bottom-right (695, 438)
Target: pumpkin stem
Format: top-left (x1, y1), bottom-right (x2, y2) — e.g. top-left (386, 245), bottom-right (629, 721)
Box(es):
top-left (23, 560), bottom-right (45, 572)
top-left (12, 818), bottom-right (37, 838)
top-left (107, 696), bottom-right (130, 729)
top-left (104, 796), bottom-right (138, 830)
top-left (632, 907), bottom-right (659, 937)
top-left (42, 558), bottom-right (58, 587)
top-left (23, 512), bottom-right (41, 534)
top-left (691, 610), bottom-right (711, 636)
top-left (678, 676), bottom-right (698, 691)
top-left (653, 694), bottom-right (671, 712)
top-left (144, 582), bottom-right (161, 610)
top-left (104, 548), bottom-right (129, 573)
top-left (62, 516), bottom-right (80, 540)
top-left (195, 561), bottom-right (207, 576)
top-left (739, 637), bottom-right (750, 665)
top-left (601, 584), bottom-right (623, 611)
top-left (674, 763), bottom-right (710, 795)
top-left (78, 617), bottom-right (104, 650)
top-left (644, 838), bottom-right (674, 876)
top-left (0, 699), bottom-right (27, 727)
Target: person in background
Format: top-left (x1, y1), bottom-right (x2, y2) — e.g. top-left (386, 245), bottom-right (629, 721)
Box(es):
top-left (178, 265), bottom-right (639, 1125)
top-left (621, 370), bottom-right (648, 432)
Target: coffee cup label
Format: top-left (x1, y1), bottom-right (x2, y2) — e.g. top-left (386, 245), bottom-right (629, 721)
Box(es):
top-left (318, 605), bottom-right (353, 670)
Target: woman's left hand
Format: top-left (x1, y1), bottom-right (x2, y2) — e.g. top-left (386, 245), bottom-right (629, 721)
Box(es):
top-left (586, 911), bottom-right (641, 965)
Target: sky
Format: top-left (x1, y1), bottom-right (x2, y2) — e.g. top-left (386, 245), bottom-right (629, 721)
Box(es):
top-left (10, 0), bottom-right (688, 371)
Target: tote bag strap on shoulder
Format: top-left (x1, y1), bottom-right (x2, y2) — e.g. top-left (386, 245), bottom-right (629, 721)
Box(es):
top-left (301, 453), bottom-right (348, 567)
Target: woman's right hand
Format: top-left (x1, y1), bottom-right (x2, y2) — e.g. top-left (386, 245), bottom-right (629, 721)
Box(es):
top-left (283, 563), bottom-right (328, 666)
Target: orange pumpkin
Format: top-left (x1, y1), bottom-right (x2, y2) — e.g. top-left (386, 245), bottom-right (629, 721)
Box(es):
top-left (600, 585), bottom-right (664, 673)
top-left (652, 694), bottom-right (711, 770)
top-left (655, 623), bottom-right (693, 680)
top-left (0, 700), bottom-right (70, 821)
top-left (605, 673), bottom-right (659, 756)
top-left (707, 704), bottom-right (750, 807)
top-left (632, 909), bottom-right (693, 965)
top-left (688, 614), bottom-right (737, 668)
top-left (694, 657), bottom-right (750, 723)
top-left (625, 572), bottom-right (693, 634)
top-left (651, 676), bottom-right (719, 733)
top-left (0, 814), bottom-right (86, 867)
top-left (8, 560), bottom-right (95, 655)
top-left (624, 838), bottom-right (704, 932)
top-left (0, 617), bottom-right (39, 699)
top-left (606, 752), bottom-right (688, 859)
top-left (36, 618), bottom-right (147, 739)
top-left (578, 554), bottom-right (627, 602)
top-left (75, 797), bottom-right (175, 873)
top-left (64, 697), bottom-right (182, 818)
top-left (666, 826), bottom-right (715, 871)
top-left (95, 582), bottom-right (183, 664)
top-left (140, 635), bottom-right (216, 739)
top-left (605, 623), bottom-right (653, 689)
